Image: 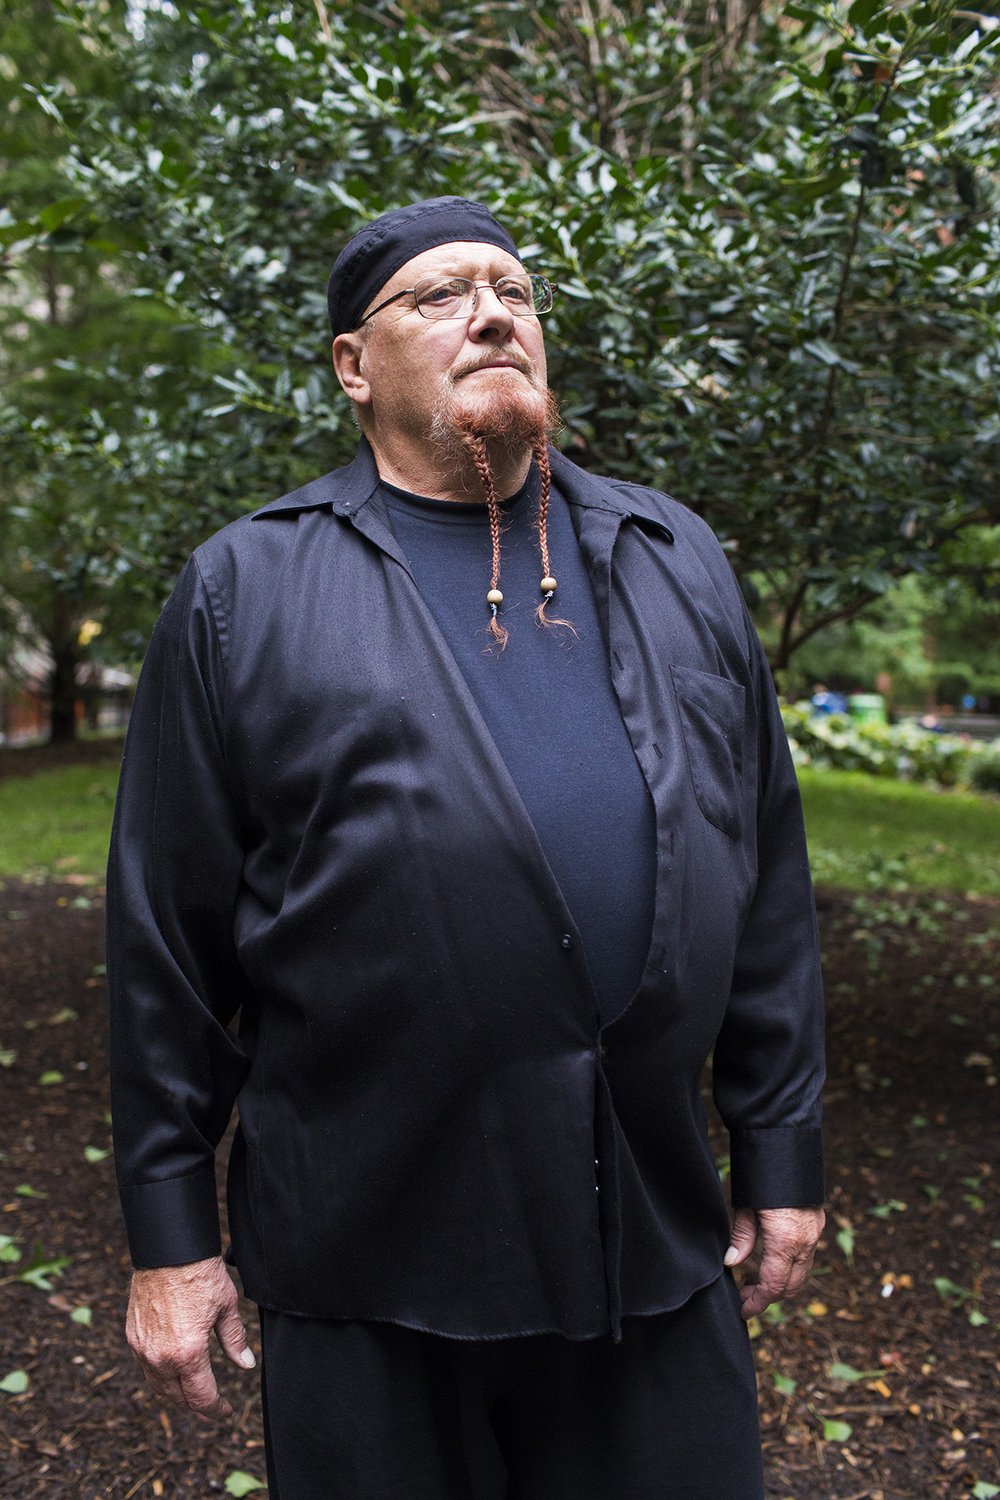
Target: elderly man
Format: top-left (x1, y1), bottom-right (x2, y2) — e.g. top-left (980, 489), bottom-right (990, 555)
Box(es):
top-left (109, 196), bottom-right (825, 1498)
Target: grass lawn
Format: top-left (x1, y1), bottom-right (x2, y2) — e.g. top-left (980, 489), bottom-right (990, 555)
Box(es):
top-left (0, 764), bottom-right (120, 883)
top-left (797, 767), bottom-right (1000, 896)
top-left (1, 760), bottom-right (998, 896)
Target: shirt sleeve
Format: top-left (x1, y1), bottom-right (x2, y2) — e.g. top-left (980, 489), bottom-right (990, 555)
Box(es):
top-left (107, 554), bottom-right (251, 1268)
top-left (712, 619), bottom-right (826, 1209)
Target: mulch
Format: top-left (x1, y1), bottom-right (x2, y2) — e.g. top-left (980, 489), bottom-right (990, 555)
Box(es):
top-left (0, 807), bottom-right (997, 1495)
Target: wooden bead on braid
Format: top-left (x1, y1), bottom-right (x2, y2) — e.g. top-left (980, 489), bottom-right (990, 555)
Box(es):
top-left (467, 433), bottom-right (509, 649)
top-left (530, 440), bottom-right (558, 622)
top-left (531, 438), bottom-right (577, 636)
top-left (532, 436), bottom-right (556, 620)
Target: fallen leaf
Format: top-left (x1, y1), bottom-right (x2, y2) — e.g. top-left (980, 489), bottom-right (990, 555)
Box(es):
top-left (224, 1474), bottom-right (266, 1496)
top-left (828, 1362), bottom-right (882, 1383)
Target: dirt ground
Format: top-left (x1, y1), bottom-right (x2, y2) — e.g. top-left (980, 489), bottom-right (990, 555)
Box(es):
top-left (0, 762), bottom-right (997, 1496)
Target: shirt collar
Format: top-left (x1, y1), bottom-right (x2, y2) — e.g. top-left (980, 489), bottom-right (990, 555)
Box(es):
top-left (251, 436), bottom-right (673, 545)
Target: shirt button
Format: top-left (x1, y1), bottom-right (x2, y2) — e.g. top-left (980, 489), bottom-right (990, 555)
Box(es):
top-left (560, 933), bottom-right (573, 950)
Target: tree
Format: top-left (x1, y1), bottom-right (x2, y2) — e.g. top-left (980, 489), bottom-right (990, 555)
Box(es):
top-left (0, 0), bottom-right (158, 739)
top-left (6, 0), bottom-right (999, 690)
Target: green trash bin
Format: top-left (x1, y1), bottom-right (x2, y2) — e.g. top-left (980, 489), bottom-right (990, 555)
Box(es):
top-left (847, 693), bottom-right (887, 725)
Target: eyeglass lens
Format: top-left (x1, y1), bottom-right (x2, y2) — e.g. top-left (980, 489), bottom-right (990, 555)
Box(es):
top-left (412, 276), bottom-right (553, 319)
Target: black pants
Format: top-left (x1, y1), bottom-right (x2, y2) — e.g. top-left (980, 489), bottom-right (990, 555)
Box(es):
top-left (258, 1273), bottom-right (764, 1499)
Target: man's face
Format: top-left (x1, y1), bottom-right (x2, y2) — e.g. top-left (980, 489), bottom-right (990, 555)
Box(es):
top-left (347, 241), bottom-right (550, 448)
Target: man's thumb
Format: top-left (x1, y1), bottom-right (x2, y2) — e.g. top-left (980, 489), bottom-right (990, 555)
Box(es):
top-left (216, 1301), bottom-right (256, 1369)
top-left (724, 1207), bottom-right (759, 1267)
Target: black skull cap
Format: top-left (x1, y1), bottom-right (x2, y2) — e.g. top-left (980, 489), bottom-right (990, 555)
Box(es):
top-left (327, 196), bottom-right (522, 337)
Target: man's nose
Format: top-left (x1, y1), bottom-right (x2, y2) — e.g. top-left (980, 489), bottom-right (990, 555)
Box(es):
top-left (467, 285), bottom-right (515, 341)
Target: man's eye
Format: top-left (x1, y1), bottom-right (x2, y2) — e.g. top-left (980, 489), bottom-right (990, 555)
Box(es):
top-left (419, 280), bottom-right (467, 305)
top-left (498, 281), bottom-right (531, 305)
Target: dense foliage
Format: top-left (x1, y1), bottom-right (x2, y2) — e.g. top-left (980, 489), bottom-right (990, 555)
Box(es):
top-left (782, 701), bottom-right (1000, 789)
top-left (2, 0), bottom-right (998, 735)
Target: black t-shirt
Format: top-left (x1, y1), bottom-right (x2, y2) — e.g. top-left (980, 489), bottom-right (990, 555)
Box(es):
top-left (381, 469), bottom-right (656, 1023)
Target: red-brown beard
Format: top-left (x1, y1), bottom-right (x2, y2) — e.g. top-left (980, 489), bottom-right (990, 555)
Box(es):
top-left (429, 355), bottom-right (561, 455)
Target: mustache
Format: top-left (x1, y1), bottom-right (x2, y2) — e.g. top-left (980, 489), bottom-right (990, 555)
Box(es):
top-left (451, 350), bottom-right (535, 381)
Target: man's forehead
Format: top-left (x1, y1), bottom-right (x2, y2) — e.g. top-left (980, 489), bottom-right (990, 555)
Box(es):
top-left (379, 241), bottom-right (524, 297)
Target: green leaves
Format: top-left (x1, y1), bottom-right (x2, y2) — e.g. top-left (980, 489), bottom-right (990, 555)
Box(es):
top-left (0, 1239), bottom-right (71, 1292)
top-left (224, 1474), bottom-right (266, 1496)
top-left (0, 1370), bottom-right (30, 1395)
top-left (17, 1246), bottom-right (72, 1291)
top-left (3, 0), bottom-right (998, 690)
top-left (935, 1276), bottom-right (990, 1327)
top-left (834, 1220), bottom-right (855, 1265)
top-left (828, 1362), bottom-right (882, 1383)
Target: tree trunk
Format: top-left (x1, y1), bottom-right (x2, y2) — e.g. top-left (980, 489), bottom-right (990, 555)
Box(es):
top-left (48, 641), bottom-right (79, 744)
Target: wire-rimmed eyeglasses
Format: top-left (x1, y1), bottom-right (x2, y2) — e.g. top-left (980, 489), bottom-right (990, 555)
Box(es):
top-left (356, 274), bottom-right (556, 328)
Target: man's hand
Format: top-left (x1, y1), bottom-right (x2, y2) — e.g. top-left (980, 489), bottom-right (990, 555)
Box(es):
top-left (126, 1255), bottom-right (256, 1420)
top-left (724, 1206), bottom-right (826, 1320)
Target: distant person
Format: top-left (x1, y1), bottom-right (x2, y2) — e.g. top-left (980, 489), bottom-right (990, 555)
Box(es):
top-left (810, 683), bottom-right (846, 715)
top-left (108, 196), bottom-right (825, 1498)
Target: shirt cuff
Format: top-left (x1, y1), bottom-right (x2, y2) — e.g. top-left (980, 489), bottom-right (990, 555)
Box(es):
top-left (729, 1125), bottom-right (825, 1208)
top-left (118, 1165), bottom-right (222, 1269)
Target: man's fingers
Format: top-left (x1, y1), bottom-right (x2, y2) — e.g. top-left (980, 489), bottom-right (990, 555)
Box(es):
top-left (735, 1206), bottom-right (826, 1319)
top-left (215, 1298), bottom-right (256, 1370)
top-left (124, 1257), bottom-right (254, 1419)
top-left (724, 1206), bottom-right (759, 1267)
top-left (176, 1356), bottom-right (233, 1421)
top-left (142, 1342), bottom-right (232, 1419)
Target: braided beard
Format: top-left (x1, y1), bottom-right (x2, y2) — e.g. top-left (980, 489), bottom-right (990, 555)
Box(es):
top-left (429, 377), bottom-right (568, 649)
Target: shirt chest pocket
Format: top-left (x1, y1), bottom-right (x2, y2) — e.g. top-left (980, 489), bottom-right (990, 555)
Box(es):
top-left (670, 665), bottom-right (745, 841)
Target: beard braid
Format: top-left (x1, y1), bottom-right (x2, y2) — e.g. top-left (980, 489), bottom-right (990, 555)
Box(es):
top-left (450, 387), bottom-right (575, 648)
top-left (464, 433), bottom-right (510, 649)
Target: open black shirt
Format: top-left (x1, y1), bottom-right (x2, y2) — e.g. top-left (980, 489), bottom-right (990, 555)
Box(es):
top-left (107, 439), bottom-right (825, 1342)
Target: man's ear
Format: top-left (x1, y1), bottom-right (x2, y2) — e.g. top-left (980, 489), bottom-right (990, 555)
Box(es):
top-left (332, 331), bottom-right (371, 409)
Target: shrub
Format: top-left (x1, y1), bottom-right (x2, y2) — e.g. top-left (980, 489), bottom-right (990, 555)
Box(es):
top-left (781, 704), bottom-right (997, 790)
top-left (970, 750), bottom-right (1000, 796)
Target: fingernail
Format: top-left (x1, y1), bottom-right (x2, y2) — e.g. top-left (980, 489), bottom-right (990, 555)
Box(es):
top-left (724, 1247), bottom-right (739, 1266)
top-left (239, 1348), bottom-right (257, 1369)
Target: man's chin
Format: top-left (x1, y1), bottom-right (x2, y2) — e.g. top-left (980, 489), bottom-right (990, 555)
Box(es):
top-left (442, 387), bottom-right (551, 448)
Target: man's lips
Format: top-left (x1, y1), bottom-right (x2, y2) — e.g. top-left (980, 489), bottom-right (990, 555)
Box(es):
top-left (456, 358), bottom-right (530, 377)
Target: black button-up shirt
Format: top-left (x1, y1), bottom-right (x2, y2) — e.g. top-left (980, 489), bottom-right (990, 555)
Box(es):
top-left (107, 439), bottom-right (824, 1342)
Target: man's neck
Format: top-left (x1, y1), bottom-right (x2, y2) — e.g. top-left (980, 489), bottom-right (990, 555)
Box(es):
top-left (365, 431), bottom-right (532, 503)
